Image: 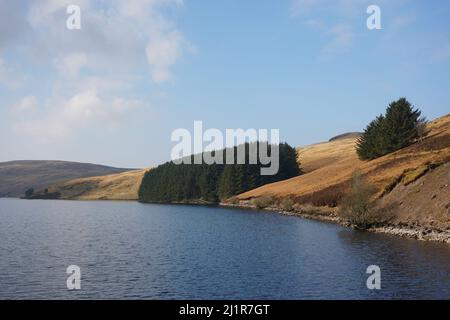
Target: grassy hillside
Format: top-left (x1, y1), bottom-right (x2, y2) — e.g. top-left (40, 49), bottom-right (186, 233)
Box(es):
top-left (297, 134), bottom-right (361, 174)
top-left (0, 160), bottom-right (133, 197)
top-left (236, 114), bottom-right (450, 231)
top-left (44, 169), bottom-right (146, 200)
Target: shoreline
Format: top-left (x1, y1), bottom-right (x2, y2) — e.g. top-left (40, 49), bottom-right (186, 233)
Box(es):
top-left (219, 202), bottom-right (450, 244)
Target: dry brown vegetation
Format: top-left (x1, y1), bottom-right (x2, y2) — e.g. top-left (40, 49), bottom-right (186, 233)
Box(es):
top-left (47, 169), bottom-right (147, 200)
top-left (297, 135), bottom-right (360, 173)
top-left (237, 114), bottom-right (450, 230)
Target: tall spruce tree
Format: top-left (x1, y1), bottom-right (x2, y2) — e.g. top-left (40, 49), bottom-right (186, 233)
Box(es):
top-left (383, 98), bottom-right (421, 153)
top-left (356, 115), bottom-right (385, 160)
top-left (356, 98), bottom-right (422, 160)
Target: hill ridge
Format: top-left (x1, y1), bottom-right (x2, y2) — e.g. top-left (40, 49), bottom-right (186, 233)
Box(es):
top-left (0, 160), bottom-right (135, 197)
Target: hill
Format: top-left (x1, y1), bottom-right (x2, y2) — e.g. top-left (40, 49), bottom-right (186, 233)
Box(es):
top-left (0, 160), bottom-right (133, 197)
top-left (43, 169), bottom-right (146, 200)
top-left (235, 114), bottom-right (450, 238)
top-left (328, 132), bottom-right (362, 142)
top-left (297, 135), bottom-right (361, 173)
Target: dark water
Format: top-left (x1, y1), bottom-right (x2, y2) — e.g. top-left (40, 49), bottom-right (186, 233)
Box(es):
top-left (0, 198), bottom-right (448, 299)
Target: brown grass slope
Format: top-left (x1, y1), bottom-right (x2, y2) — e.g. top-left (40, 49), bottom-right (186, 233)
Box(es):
top-left (0, 160), bottom-right (133, 197)
top-left (297, 134), bottom-right (361, 174)
top-left (45, 169), bottom-right (146, 200)
top-left (237, 114), bottom-right (450, 228)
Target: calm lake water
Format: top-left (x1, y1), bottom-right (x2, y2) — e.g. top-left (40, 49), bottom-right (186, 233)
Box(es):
top-left (0, 198), bottom-right (448, 299)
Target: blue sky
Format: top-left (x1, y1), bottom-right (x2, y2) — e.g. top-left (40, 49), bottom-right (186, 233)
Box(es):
top-left (1, 0), bottom-right (449, 168)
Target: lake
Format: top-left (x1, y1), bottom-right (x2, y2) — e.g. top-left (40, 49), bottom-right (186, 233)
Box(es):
top-left (0, 198), bottom-right (448, 299)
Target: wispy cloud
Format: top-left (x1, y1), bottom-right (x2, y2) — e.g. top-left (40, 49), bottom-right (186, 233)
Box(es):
top-left (146, 30), bottom-right (184, 83)
top-left (13, 90), bottom-right (144, 140)
top-left (322, 24), bottom-right (354, 55)
top-left (11, 96), bottom-right (38, 114)
top-left (291, 0), bottom-right (359, 56)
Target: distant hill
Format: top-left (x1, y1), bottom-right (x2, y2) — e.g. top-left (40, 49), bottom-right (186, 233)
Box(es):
top-left (45, 169), bottom-right (147, 200)
top-left (0, 160), bottom-right (133, 197)
top-left (329, 132), bottom-right (362, 142)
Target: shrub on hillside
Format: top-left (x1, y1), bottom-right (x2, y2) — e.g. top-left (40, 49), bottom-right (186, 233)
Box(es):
top-left (252, 196), bottom-right (276, 209)
top-left (339, 171), bottom-right (378, 229)
top-left (279, 198), bottom-right (295, 211)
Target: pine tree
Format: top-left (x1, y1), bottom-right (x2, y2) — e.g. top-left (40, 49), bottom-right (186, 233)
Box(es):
top-left (356, 98), bottom-right (422, 161)
top-left (356, 115), bottom-right (385, 160)
top-left (383, 98), bottom-right (421, 153)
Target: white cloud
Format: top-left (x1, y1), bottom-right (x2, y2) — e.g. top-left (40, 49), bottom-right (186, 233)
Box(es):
top-left (13, 90), bottom-right (143, 139)
top-left (11, 96), bottom-right (38, 113)
top-left (26, 0), bottom-right (191, 84)
top-left (146, 30), bottom-right (184, 83)
top-left (115, 0), bottom-right (184, 23)
top-left (115, 0), bottom-right (191, 83)
top-left (2, 0), bottom-right (189, 141)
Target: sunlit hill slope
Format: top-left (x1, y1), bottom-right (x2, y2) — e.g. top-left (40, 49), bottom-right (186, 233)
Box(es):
top-left (237, 114), bottom-right (450, 231)
top-left (45, 169), bottom-right (147, 200)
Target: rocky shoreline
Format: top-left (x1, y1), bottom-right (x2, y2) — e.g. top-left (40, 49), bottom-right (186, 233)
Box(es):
top-left (220, 202), bottom-right (450, 244)
top-left (369, 225), bottom-right (450, 243)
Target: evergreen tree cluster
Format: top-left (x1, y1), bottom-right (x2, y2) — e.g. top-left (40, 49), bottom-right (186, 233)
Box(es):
top-left (139, 142), bottom-right (300, 203)
top-left (356, 98), bottom-right (424, 160)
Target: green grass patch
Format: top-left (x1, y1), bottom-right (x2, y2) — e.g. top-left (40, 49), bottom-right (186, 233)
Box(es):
top-left (401, 165), bottom-right (430, 186)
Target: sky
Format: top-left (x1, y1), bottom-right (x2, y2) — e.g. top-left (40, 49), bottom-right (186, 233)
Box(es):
top-left (0, 0), bottom-right (449, 168)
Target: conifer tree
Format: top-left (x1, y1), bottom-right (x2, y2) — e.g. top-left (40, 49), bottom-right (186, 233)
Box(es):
top-left (356, 98), bottom-right (422, 161)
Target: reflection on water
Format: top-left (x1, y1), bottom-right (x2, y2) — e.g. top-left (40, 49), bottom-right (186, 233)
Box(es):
top-left (0, 198), bottom-right (448, 299)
